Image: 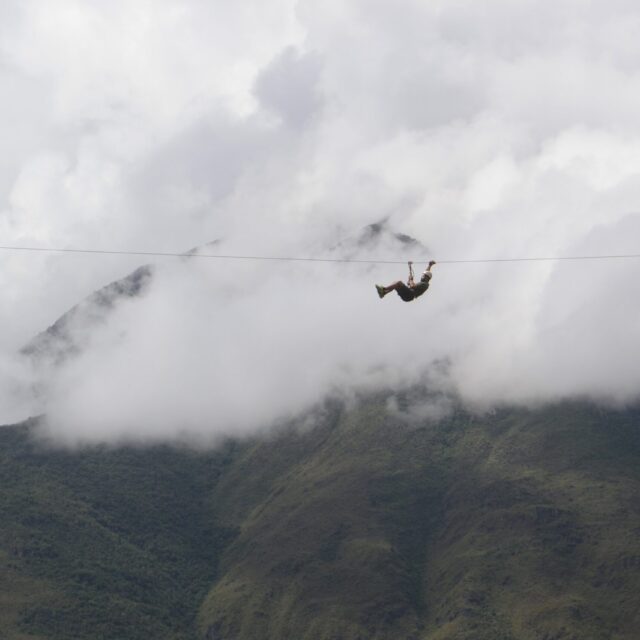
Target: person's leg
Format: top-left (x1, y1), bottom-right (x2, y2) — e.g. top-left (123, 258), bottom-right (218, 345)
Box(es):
top-left (384, 281), bottom-right (405, 294)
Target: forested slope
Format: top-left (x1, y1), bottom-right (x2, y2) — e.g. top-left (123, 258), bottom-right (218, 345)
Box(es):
top-left (199, 400), bottom-right (640, 640)
top-left (1, 399), bottom-right (639, 639)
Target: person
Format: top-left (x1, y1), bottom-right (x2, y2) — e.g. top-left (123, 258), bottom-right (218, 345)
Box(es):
top-left (375, 261), bottom-right (436, 302)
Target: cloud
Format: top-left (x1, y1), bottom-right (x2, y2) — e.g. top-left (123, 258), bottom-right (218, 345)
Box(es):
top-left (254, 47), bottom-right (323, 128)
top-left (1, 0), bottom-right (640, 441)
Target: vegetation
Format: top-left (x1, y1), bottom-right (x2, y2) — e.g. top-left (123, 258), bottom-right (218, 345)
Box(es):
top-left (199, 399), bottom-right (640, 640)
top-left (1, 399), bottom-right (639, 639)
top-left (0, 420), bottom-right (237, 639)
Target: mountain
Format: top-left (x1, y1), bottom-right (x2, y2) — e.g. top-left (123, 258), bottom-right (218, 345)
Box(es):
top-left (5, 227), bottom-right (639, 638)
top-left (21, 266), bottom-right (154, 367)
top-left (1, 396), bottom-right (639, 639)
top-left (327, 219), bottom-right (427, 261)
top-left (18, 224), bottom-right (418, 374)
top-left (20, 239), bottom-right (221, 368)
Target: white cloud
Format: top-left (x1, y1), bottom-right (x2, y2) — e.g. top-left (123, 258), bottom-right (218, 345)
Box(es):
top-left (1, 0), bottom-right (640, 440)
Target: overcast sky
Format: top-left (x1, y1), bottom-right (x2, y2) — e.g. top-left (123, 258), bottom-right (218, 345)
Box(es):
top-left (1, 0), bottom-right (640, 443)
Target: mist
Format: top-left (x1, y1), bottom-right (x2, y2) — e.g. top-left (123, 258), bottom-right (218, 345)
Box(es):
top-left (2, 0), bottom-right (640, 442)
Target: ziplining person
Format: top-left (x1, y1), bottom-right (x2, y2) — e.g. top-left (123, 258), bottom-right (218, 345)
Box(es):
top-left (376, 260), bottom-right (436, 302)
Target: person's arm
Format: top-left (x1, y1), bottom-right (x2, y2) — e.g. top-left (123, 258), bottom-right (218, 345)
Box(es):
top-left (419, 260), bottom-right (436, 284)
top-left (407, 261), bottom-right (415, 287)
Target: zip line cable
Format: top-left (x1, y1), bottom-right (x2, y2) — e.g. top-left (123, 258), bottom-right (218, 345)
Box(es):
top-left (0, 244), bottom-right (639, 265)
top-left (438, 253), bottom-right (640, 264)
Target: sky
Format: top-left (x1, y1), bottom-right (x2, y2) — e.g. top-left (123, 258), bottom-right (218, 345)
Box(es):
top-left (1, 0), bottom-right (640, 443)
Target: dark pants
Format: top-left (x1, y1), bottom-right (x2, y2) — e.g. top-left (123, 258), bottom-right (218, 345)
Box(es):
top-left (392, 282), bottom-right (416, 302)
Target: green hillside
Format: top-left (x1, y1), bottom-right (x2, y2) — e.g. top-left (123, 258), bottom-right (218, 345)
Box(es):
top-left (198, 399), bottom-right (640, 640)
top-left (0, 420), bottom-right (236, 640)
top-left (1, 399), bottom-right (639, 639)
